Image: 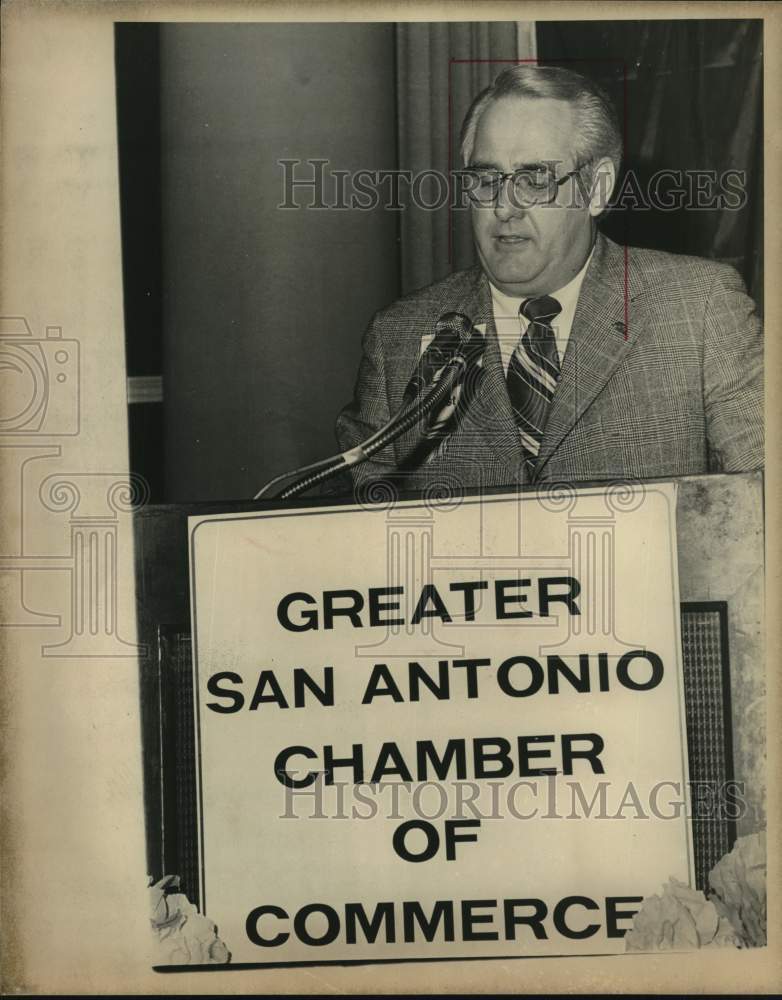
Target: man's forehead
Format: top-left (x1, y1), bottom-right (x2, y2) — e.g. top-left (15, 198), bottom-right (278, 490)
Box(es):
top-left (470, 95), bottom-right (578, 166)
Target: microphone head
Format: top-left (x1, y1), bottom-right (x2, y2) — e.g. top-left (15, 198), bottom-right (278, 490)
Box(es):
top-left (402, 312), bottom-right (484, 407)
top-left (436, 312), bottom-right (485, 366)
top-left (434, 311), bottom-right (474, 345)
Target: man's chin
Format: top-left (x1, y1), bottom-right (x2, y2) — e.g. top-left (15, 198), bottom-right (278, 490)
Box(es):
top-left (487, 266), bottom-right (544, 297)
top-left (478, 247), bottom-right (539, 287)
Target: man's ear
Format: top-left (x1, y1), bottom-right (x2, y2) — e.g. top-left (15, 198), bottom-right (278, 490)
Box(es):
top-left (587, 157), bottom-right (616, 217)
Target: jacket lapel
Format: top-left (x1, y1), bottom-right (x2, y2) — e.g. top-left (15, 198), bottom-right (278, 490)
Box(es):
top-left (394, 267), bottom-right (524, 481)
top-left (454, 269), bottom-right (525, 475)
top-left (535, 234), bottom-right (644, 477)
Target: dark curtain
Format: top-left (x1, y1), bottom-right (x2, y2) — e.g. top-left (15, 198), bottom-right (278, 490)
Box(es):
top-left (536, 19), bottom-right (763, 310)
top-left (396, 22), bottom-right (521, 293)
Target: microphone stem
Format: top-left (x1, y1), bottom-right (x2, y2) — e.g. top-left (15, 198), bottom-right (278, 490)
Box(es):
top-left (276, 356), bottom-right (469, 500)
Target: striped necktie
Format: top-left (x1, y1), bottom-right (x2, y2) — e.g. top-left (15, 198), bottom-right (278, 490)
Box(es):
top-left (506, 295), bottom-right (562, 465)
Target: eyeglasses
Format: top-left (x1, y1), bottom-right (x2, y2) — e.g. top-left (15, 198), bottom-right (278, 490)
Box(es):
top-left (456, 164), bottom-right (588, 207)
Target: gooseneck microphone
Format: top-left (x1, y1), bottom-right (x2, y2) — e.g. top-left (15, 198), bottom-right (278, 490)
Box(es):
top-left (400, 312), bottom-right (478, 405)
top-left (253, 313), bottom-right (485, 501)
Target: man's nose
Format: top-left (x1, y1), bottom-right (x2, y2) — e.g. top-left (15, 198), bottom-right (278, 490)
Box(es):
top-left (493, 176), bottom-right (525, 222)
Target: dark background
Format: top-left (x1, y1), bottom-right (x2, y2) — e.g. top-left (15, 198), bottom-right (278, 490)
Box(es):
top-left (116, 19), bottom-right (762, 504)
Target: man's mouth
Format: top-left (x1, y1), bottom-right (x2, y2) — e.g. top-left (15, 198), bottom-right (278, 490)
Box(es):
top-left (495, 234), bottom-right (531, 245)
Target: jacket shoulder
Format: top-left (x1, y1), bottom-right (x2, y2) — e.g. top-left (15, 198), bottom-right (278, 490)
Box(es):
top-left (627, 245), bottom-right (747, 295)
top-left (372, 268), bottom-right (483, 325)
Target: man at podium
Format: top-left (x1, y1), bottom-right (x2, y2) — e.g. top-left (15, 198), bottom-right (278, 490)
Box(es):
top-left (335, 65), bottom-right (764, 494)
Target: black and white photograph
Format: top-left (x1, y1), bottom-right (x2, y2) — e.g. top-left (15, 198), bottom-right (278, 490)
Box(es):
top-left (0, 3), bottom-right (777, 994)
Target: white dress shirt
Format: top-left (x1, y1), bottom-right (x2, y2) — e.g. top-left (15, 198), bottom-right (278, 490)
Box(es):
top-left (489, 246), bottom-right (595, 374)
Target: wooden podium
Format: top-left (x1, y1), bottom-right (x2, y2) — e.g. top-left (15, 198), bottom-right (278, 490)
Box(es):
top-left (132, 471), bottom-right (764, 905)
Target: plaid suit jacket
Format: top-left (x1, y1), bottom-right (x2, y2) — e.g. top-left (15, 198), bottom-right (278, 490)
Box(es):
top-left (335, 233), bottom-right (763, 493)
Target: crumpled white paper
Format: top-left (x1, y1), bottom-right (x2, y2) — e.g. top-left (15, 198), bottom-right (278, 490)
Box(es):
top-left (625, 833), bottom-right (766, 952)
top-left (624, 878), bottom-right (741, 951)
top-left (709, 831), bottom-right (766, 947)
top-left (149, 875), bottom-right (230, 965)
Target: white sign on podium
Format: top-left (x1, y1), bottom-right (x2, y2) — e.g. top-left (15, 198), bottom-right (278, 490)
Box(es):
top-left (188, 483), bottom-right (693, 965)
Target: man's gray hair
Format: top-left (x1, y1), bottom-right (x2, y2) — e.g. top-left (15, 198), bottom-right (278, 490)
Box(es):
top-left (460, 64), bottom-right (622, 179)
